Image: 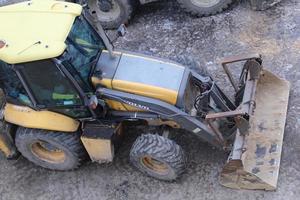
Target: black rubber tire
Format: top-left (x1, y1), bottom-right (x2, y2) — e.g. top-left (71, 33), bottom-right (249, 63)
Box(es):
top-left (177, 0), bottom-right (233, 16)
top-left (86, 0), bottom-right (137, 29)
top-left (15, 127), bottom-right (87, 171)
top-left (130, 134), bottom-right (186, 181)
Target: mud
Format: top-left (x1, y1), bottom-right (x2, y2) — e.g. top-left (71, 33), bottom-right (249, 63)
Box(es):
top-left (0, 0), bottom-right (300, 200)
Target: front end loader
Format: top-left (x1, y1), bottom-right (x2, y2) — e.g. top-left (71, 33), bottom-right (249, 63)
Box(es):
top-left (0, 0), bottom-right (289, 190)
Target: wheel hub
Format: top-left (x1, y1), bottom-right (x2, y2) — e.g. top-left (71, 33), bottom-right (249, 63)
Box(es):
top-left (99, 0), bottom-right (113, 12)
top-left (141, 156), bottom-right (169, 175)
top-left (31, 140), bottom-right (66, 163)
top-left (87, 0), bottom-right (121, 22)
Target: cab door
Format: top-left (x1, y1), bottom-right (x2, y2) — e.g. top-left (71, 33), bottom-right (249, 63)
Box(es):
top-left (14, 59), bottom-right (92, 119)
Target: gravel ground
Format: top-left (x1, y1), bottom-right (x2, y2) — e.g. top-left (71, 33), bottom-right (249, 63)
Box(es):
top-left (1, 0), bottom-right (300, 200)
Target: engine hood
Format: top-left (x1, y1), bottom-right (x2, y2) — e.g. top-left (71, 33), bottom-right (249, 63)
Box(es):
top-left (93, 50), bottom-right (187, 105)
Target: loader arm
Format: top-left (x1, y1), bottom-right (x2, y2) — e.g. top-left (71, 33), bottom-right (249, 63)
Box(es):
top-left (206, 54), bottom-right (263, 138)
top-left (96, 85), bottom-right (223, 147)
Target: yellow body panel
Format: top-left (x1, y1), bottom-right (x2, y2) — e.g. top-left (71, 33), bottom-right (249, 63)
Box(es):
top-left (81, 137), bottom-right (114, 162)
top-left (91, 77), bottom-right (112, 88)
top-left (91, 78), bottom-right (140, 111)
top-left (112, 79), bottom-right (178, 105)
top-left (92, 77), bottom-right (177, 111)
top-left (0, 0), bottom-right (82, 64)
top-left (0, 137), bottom-right (11, 157)
top-left (81, 123), bottom-right (123, 163)
top-left (4, 103), bottom-right (79, 132)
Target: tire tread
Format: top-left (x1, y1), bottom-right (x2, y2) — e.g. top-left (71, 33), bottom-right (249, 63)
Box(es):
top-left (130, 134), bottom-right (186, 181)
top-left (177, 0), bottom-right (234, 17)
top-left (15, 127), bottom-right (87, 170)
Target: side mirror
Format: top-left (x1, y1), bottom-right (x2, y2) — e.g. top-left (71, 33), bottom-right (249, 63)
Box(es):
top-left (110, 24), bottom-right (127, 43)
top-left (117, 24), bottom-right (127, 37)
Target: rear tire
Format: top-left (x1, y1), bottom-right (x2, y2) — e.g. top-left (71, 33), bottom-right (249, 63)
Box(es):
top-left (177, 0), bottom-right (233, 16)
top-left (15, 127), bottom-right (87, 170)
top-left (130, 134), bottom-right (186, 181)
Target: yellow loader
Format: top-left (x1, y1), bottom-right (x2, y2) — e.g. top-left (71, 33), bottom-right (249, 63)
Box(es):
top-left (0, 0), bottom-right (290, 190)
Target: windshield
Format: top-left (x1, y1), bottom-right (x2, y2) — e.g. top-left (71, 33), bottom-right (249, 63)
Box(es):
top-left (63, 17), bottom-right (106, 89)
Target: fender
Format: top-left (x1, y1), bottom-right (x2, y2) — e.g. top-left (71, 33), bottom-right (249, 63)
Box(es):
top-left (4, 103), bottom-right (79, 132)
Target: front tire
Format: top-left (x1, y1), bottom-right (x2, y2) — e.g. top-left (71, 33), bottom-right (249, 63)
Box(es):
top-left (15, 128), bottom-right (87, 170)
top-left (130, 134), bottom-right (186, 181)
top-left (177, 0), bottom-right (233, 16)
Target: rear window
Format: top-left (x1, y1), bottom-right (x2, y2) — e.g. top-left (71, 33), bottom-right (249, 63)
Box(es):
top-left (0, 61), bottom-right (31, 106)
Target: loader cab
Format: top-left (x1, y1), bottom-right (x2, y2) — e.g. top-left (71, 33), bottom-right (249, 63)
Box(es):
top-left (1, 16), bottom-right (107, 119)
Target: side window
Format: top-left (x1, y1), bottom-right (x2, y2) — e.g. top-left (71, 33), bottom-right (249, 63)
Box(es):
top-left (64, 42), bottom-right (92, 85)
top-left (0, 61), bottom-right (31, 106)
top-left (62, 60), bottom-right (92, 93)
top-left (19, 60), bottom-right (83, 107)
top-left (0, 60), bottom-right (91, 119)
top-left (63, 17), bottom-right (105, 87)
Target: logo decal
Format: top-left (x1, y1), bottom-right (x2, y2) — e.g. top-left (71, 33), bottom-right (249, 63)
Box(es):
top-left (123, 100), bottom-right (150, 110)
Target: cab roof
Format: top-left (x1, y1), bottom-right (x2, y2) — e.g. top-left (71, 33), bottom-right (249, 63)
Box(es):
top-left (0, 0), bottom-right (82, 64)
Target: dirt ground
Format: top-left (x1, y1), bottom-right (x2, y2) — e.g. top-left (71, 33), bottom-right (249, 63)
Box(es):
top-left (0, 0), bottom-right (300, 200)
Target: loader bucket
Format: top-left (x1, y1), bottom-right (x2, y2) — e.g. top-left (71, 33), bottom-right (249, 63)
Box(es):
top-left (220, 70), bottom-right (290, 190)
